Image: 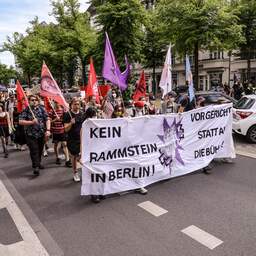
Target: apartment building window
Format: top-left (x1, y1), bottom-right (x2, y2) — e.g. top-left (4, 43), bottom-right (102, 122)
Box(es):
top-left (199, 76), bottom-right (204, 91)
top-left (210, 50), bottom-right (224, 60)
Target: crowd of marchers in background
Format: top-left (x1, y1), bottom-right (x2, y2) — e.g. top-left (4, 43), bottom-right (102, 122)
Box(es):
top-left (210, 80), bottom-right (256, 100)
top-left (0, 80), bottom-right (253, 203)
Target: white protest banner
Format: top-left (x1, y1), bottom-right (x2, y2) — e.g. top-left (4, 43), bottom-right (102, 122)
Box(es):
top-left (81, 103), bottom-right (235, 195)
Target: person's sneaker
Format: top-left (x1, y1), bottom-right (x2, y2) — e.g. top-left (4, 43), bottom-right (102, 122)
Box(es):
top-left (33, 167), bottom-right (40, 176)
top-left (221, 158), bottom-right (234, 164)
top-left (4, 152), bottom-right (8, 158)
top-left (39, 164), bottom-right (45, 170)
top-left (56, 158), bottom-right (61, 165)
top-left (203, 168), bottom-right (212, 174)
top-left (137, 187), bottom-right (148, 195)
top-left (43, 150), bottom-right (48, 157)
top-left (73, 172), bottom-right (81, 182)
top-left (65, 160), bottom-right (72, 168)
top-left (20, 146), bottom-right (26, 151)
top-left (91, 195), bottom-right (100, 203)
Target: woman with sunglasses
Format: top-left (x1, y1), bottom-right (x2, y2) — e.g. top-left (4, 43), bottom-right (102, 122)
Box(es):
top-left (19, 95), bottom-right (51, 176)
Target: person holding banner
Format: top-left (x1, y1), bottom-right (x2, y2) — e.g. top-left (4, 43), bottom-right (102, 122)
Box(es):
top-left (19, 95), bottom-right (51, 176)
top-left (49, 101), bottom-right (72, 167)
top-left (83, 107), bottom-right (104, 203)
top-left (63, 98), bottom-right (86, 182)
top-left (134, 101), bottom-right (146, 117)
top-left (112, 102), bottom-right (125, 118)
top-left (161, 92), bottom-right (178, 114)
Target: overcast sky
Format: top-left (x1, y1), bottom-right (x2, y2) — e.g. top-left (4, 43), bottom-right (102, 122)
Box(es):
top-left (0, 0), bottom-right (89, 67)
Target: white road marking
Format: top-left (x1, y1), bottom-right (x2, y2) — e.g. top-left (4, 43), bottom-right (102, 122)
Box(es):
top-left (0, 180), bottom-right (49, 256)
top-left (138, 201), bottom-right (168, 217)
top-left (235, 150), bottom-right (256, 159)
top-left (181, 225), bottom-right (223, 250)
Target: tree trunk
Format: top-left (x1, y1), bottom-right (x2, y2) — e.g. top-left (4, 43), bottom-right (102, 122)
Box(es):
top-left (194, 42), bottom-right (199, 91)
top-left (27, 72), bottom-right (31, 88)
top-left (60, 65), bottom-right (63, 89)
top-left (80, 56), bottom-right (87, 86)
top-left (152, 60), bottom-right (156, 97)
top-left (247, 48), bottom-right (251, 82)
top-left (228, 50), bottom-right (231, 87)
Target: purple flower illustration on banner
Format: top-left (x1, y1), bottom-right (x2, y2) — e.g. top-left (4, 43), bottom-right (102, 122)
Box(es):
top-left (157, 117), bottom-right (185, 174)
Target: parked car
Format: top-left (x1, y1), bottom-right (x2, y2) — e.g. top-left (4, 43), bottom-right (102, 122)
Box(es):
top-left (195, 91), bottom-right (236, 106)
top-left (233, 95), bottom-right (256, 143)
top-left (175, 89), bottom-right (237, 106)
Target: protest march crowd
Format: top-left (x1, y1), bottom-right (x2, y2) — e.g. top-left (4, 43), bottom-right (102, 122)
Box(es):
top-left (0, 33), bottom-right (235, 203)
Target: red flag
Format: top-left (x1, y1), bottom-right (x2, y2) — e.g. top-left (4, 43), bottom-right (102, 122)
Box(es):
top-left (16, 80), bottom-right (28, 113)
top-left (44, 97), bottom-right (52, 113)
top-left (86, 57), bottom-right (100, 103)
top-left (40, 62), bottom-right (69, 110)
top-left (133, 70), bottom-right (146, 101)
top-left (98, 84), bottom-right (111, 97)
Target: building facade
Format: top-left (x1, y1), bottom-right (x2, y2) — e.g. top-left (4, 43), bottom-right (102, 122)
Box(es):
top-left (143, 50), bottom-right (256, 92)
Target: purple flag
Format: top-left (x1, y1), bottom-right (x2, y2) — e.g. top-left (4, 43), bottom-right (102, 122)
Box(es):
top-left (102, 32), bottom-right (130, 91)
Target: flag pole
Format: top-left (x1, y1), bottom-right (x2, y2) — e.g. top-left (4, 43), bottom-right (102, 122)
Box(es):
top-left (47, 98), bottom-right (59, 119)
top-left (22, 91), bottom-right (36, 120)
top-left (111, 67), bottom-right (127, 114)
top-left (16, 81), bottom-right (36, 119)
top-left (117, 86), bottom-right (127, 114)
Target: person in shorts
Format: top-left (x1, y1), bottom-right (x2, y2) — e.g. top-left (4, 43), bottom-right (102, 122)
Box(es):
top-left (63, 98), bottom-right (86, 182)
top-left (49, 101), bottom-right (71, 167)
top-left (0, 104), bottom-right (12, 158)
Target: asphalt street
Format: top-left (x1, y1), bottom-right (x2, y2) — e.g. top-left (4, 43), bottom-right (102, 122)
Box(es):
top-left (0, 133), bottom-right (255, 256)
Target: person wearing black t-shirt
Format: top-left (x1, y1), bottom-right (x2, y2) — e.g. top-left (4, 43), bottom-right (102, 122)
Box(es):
top-left (63, 98), bottom-right (86, 182)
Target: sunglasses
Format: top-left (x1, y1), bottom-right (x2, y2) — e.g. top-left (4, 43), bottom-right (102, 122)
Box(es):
top-left (30, 99), bottom-right (38, 102)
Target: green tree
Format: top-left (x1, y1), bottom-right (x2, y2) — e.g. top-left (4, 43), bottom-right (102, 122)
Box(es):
top-left (157, 0), bottom-right (244, 89)
top-left (2, 18), bottom-right (65, 86)
top-left (237, 0), bottom-right (256, 81)
top-left (51, 0), bottom-right (96, 85)
top-left (142, 9), bottom-right (167, 94)
top-left (2, 1), bottom-right (96, 87)
top-left (0, 63), bottom-right (17, 85)
top-left (92, 0), bottom-right (146, 71)
top-left (2, 31), bottom-right (39, 86)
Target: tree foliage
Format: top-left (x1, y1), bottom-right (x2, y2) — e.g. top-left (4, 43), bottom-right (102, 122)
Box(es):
top-left (237, 0), bottom-right (256, 79)
top-left (92, 0), bottom-right (146, 71)
top-left (141, 9), bottom-right (167, 93)
top-left (1, 0), bottom-right (255, 89)
top-left (2, 0), bottom-right (96, 87)
top-left (157, 0), bottom-right (244, 88)
top-left (0, 63), bottom-right (17, 85)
